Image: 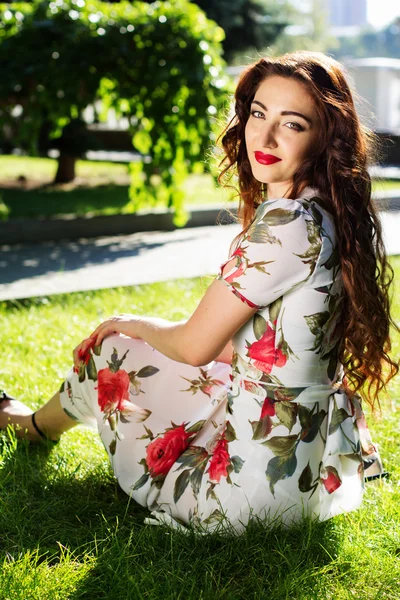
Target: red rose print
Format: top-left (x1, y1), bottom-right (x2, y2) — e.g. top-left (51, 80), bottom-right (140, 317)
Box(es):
top-left (73, 338), bottom-right (96, 373)
top-left (207, 435), bottom-right (231, 483)
top-left (224, 260), bottom-right (246, 283)
top-left (146, 424), bottom-right (191, 478)
top-left (231, 288), bottom-right (259, 308)
top-left (274, 347), bottom-right (287, 367)
top-left (261, 396), bottom-right (276, 418)
top-left (78, 339), bottom-right (95, 364)
top-left (97, 368), bottom-right (130, 415)
top-left (247, 322), bottom-right (287, 373)
top-left (321, 467), bottom-right (342, 494)
top-left (202, 384), bottom-right (214, 398)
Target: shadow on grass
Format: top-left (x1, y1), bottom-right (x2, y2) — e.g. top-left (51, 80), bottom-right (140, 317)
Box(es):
top-left (0, 435), bottom-right (342, 600)
top-left (1, 184), bottom-right (131, 220)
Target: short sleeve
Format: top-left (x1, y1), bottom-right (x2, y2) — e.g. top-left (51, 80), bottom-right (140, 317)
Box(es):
top-left (215, 199), bottom-right (322, 310)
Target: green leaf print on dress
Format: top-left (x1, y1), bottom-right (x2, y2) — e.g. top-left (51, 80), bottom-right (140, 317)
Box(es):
top-left (261, 207), bottom-right (302, 227)
top-left (262, 402), bottom-right (328, 496)
top-left (179, 367), bottom-right (227, 399)
top-left (295, 218), bottom-right (322, 277)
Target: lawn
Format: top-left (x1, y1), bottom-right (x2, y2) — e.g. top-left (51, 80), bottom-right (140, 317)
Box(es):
top-left (1, 155), bottom-right (400, 220)
top-left (0, 260), bottom-right (399, 599)
top-left (0, 155), bottom-right (235, 220)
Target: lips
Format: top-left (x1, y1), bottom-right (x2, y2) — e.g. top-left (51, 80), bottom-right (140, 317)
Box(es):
top-left (254, 152), bottom-right (282, 165)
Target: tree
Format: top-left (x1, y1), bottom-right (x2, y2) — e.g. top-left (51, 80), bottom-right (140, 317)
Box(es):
top-left (0, 0), bottom-right (232, 226)
top-left (139, 0), bottom-right (293, 63)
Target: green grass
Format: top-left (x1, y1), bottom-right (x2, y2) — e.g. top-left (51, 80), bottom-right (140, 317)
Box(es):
top-left (0, 155), bottom-right (235, 219)
top-left (0, 263), bottom-right (399, 599)
top-left (1, 154), bottom-right (399, 220)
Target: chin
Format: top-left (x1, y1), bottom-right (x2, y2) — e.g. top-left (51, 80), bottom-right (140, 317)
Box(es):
top-left (251, 171), bottom-right (280, 185)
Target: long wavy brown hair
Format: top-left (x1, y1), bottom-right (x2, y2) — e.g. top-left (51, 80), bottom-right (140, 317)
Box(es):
top-left (216, 50), bottom-right (399, 413)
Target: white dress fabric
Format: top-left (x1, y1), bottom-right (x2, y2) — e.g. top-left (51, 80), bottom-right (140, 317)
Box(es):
top-left (59, 185), bottom-right (378, 536)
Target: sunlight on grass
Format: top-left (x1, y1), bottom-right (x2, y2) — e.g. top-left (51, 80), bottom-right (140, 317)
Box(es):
top-left (0, 262), bottom-right (399, 599)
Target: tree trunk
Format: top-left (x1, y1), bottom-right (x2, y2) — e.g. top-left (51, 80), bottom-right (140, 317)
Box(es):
top-left (54, 153), bottom-right (77, 184)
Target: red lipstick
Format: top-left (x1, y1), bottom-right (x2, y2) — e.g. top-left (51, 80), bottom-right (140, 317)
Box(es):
top-left (255, 152), bottom-right (282, 165)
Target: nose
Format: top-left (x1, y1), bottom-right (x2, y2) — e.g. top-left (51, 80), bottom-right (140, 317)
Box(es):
top-left (259, 122), bottom-right (278, 149)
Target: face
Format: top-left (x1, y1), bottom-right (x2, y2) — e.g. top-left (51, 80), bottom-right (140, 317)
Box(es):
top-left (244, 75), bottom-right (320, 199)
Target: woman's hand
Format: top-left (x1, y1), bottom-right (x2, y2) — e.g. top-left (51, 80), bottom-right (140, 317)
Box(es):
top-left (89, 314), bottom-right (143, 346)
top-left (72, 314), bottom-right (142, 372)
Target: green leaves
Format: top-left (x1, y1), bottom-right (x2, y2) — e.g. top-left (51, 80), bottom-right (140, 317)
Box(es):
top-left (304, 311), bottom-right (330, 352)
top-left (250, 415), bottom-right (273, 440)
top-left (329, 407), bottom-right (351, 434)
top-left (135, 365), bottom-right (160, 378)
top-left (298, 461), bottom-right (319, 498)
top-left (173, 446), bottom-right (209, 502)
top-left (261, 208), bottom-right (302, 227)
top-left (262, 434), bottom-right (298, 456)
top-left (224, 420), bottom-right (237, 442)
top-left (266, 453), bottom-right (297, 496)
top-left (107, 347), bottom-right (129, 373)
top-left (247, 222), bottom-right (281, 245)
top-left (300, 408), bottom-right (327, 443)
top-left (253, 312), bottom-right (267, 340)
top-left (131, 472), bottom-right (150, 491)
top-left (173, 469), bottom-right (191, 503)
top-left (269, 297), bottom-right (282, 324)
top-left (230, 455), bottom-right (245, 474)
top-left (175, 446), bottom-right (209, 469)
top-left (275, 401), bottom-right (297, 432)
top-left (298, 461), bottom-right (313, 493)
top-left (86, 354), bottom-right (98, 382)
top-left (0, 0), bottom-right (231, 226)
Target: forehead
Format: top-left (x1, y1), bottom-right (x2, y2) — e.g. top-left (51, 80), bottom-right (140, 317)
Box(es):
top-left (253, 75), bottom-right (315, 110)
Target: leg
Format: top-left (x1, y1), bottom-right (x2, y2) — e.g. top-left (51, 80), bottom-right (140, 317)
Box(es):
top-left (0, 390), bottom-right (78, 442)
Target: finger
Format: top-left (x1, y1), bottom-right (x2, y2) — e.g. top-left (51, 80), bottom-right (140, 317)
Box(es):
top-left (95, 326), bottom-right (118, 346)
top-left (73, 338), bottom-right (93, 370)
top-left (89, 317), bottom-right (119, 339)
top-left (73, 346), bottom-right (80, 372)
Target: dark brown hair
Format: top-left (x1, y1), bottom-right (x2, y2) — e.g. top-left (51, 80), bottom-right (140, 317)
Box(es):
top-left (216, 50), bottom-right (398, 413)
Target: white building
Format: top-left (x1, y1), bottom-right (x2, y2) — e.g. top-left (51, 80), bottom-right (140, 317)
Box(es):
top-left (343, 57), bottom-right (400, 133)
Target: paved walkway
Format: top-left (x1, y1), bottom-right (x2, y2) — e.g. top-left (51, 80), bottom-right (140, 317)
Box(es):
top-left (0, 210), bottom-right (399, 301)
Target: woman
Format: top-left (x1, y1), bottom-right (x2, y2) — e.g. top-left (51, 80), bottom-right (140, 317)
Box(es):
top-left (1, 50), bottom-right (398, 536)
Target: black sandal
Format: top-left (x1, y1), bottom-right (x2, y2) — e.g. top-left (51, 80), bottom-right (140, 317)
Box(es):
top-left (0, 389), bottom-right (58, 444)
top-left (363, 455), bottom-right (390, 483)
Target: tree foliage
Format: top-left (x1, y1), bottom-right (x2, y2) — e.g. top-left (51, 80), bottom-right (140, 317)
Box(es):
top-left (0, 0), bottom-right (233, 225)
top-left (93, 0), bottom-right (293, 63)
top-left (193, 0), bottom-right (291, 63)
top-left (141, 0), bottom-right (292, 63)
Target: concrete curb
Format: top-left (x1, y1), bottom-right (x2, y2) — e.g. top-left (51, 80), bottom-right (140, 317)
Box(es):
top-left (1, 204), bottom-right (238, 245)
top-left (1, 192), bottom-right (399, 245)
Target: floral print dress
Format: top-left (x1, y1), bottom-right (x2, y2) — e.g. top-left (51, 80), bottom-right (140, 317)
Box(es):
top-left (59, 185), bottom-right (378, 536)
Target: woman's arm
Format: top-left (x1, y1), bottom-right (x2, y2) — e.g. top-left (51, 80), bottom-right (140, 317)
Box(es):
top-left (80, 271), bottom-right (259, 370)
top-left (214, 339), bottom-right (234, 364)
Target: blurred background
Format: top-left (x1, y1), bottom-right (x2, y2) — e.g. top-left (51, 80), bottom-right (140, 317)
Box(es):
top-left (0, 0), bottom-right (400, 229)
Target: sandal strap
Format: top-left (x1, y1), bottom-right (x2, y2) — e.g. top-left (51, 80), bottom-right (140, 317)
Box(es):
top-left (31, 412), bottom-right (58, 444)
top-left (364, 471), bottom-right (390, 482)
top-left (0, 390), bottom-right (18, 404)
top-left (31, 412), bottom-right (48, 441)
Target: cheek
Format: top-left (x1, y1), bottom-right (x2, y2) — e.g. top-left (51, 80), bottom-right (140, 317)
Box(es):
top-left (288, 139), bottom-right (313, 163)
top-left (244, 122), bottom-right (253, 147)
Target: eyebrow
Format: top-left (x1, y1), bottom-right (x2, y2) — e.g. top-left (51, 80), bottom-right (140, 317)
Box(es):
top-left (251, 100), bottom-right (313, 125)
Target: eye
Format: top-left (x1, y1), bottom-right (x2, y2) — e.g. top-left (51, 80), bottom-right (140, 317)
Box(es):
top-left (250, 109), bottom-right (264, 119)
top-left (286, 121), bottom-right (304, 132)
